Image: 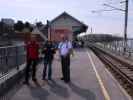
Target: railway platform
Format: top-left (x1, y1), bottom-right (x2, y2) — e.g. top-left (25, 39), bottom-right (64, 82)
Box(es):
top-left (2, 49), bottom-right (132, 100)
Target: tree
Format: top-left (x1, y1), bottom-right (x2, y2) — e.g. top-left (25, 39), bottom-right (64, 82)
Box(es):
top-left (24, 21), bottom-right (33, 32)
top-left (24, 22), bottom-right (30, 28)
top-left (14, 20), bottom-right (24, 32)
top-left (36, 21), bottom-right (43, 28)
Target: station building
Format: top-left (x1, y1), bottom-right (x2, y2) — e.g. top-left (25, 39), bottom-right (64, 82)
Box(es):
top-left (48, 12), bottom-right (88, 42)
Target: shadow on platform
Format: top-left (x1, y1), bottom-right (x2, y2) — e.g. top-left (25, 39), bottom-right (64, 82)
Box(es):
top-left (69, 82), bottom-right (96, 100)
top-left (28, 83), bottom-right (49, 100)
top-left (48, 80), bottom-right (70, 98)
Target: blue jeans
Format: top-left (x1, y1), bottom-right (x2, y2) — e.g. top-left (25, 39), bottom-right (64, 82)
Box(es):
top-left (43, 59), bottom-right (52, 80)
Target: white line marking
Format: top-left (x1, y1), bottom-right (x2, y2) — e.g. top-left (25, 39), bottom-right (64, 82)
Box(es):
top-left (87, 51), bottom-right (111, 100)
top-left (104, 66), bottom-right (132, 100)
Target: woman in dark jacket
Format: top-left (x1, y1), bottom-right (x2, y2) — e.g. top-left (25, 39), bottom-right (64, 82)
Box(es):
top-left (42, 40), bottom-right (56, 80)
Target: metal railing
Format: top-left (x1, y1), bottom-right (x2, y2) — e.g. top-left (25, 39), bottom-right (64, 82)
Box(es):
top-left (94, 40), bottom-right (133, 58)
top-left (0, 45), bottom-right (26, 78)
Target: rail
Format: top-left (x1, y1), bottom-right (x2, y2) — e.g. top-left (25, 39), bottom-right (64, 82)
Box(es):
top-left (94, 40), bottom-right (133, 59)
top-left (89, 44), bottom-right (133, 95)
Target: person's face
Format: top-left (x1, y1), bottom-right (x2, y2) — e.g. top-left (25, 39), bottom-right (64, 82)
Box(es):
top-left (62, 37), bottom-right (65, 41)
top-left (61, 36), bottom-right (68, 42)
top-left (48, 41), bottom-right (50, 44)
top-left (31, 36), bottom-right (36, 42)
top-left (48, 41), bottom-right (52, 45)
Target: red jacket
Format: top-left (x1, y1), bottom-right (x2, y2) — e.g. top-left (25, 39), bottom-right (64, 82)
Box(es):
top-left (26, 41), bottom-right (39, 60)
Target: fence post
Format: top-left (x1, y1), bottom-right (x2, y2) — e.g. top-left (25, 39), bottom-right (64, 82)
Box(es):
top-left (16, 46), bottom-right (19, 70)
top-left (5, 48), bottom-right (8, 74)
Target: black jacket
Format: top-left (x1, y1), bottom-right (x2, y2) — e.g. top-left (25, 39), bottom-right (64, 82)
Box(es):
top-left (42, 42), bottom-right (56, 61)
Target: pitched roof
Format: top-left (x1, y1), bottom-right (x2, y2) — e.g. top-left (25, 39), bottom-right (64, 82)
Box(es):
top-left (50, 12), bottom-right (88, 27)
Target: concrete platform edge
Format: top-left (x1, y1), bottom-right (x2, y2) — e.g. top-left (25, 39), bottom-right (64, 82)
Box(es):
top-left (0, 64), bottom-right (26, 97)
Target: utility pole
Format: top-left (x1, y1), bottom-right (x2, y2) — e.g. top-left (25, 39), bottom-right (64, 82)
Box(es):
top-left (92, 0), bottom-right (129, 53)
top-left (123, 0), bottom-right (129, 52)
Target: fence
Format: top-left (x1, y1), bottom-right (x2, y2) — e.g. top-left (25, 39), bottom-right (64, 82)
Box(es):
top-left (0, 45), bottom-right (26, 78)
top-left (95, 39), bottom-right (133, 58)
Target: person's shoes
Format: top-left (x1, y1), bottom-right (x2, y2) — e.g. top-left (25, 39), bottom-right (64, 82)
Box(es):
top-left (32, 78), bottom-right (37, 82)
top-left (60, 77), bottom-right (64, 80)
top-left (23, 81), bottom-right (29, 85)
top-left (42, 77), bottom-right (46, 80)
top-left (48, 78), bottom-right (52, 80)
top-left (64, 79), bottom-right (71, 83)
top-left (64, 81), bottom-right (70, 83)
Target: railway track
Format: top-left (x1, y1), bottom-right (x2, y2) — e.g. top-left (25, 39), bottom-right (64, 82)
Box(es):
top-left (89, 45), bottom-right (133, 97)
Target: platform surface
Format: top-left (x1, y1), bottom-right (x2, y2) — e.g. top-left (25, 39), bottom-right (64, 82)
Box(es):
top-left (8, 49), bottom-right (132, 100)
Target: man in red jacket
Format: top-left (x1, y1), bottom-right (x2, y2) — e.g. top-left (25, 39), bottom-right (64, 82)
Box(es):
top-left (24, 35), bottom-right (39, 84)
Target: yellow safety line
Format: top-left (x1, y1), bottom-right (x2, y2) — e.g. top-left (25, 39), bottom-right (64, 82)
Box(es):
top-left (87, 51), bottom-right (111, 100)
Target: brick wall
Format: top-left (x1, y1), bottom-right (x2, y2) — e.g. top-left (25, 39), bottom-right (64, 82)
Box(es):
top-left (50, 29), bottom-right (73, 42)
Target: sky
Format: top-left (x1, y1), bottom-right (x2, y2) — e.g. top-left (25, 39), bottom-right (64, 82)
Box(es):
top-left (0, 0), bottom-right (133, 37)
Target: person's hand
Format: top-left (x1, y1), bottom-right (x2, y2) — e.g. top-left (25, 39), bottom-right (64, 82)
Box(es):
top-left (71, 52), bottom-right (74, 57)
top-left (44, 48), bottom-right (47, 50)
top-left (70, 49), bottom-right (74, 57)
top-left (57, 56), bottom-right (61, 61)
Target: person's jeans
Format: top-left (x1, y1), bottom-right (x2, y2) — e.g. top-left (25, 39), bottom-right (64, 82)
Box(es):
top-left (43, 59), bottom-right (52, 80)
top-left (25, 59), bottom-right (37, 83)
